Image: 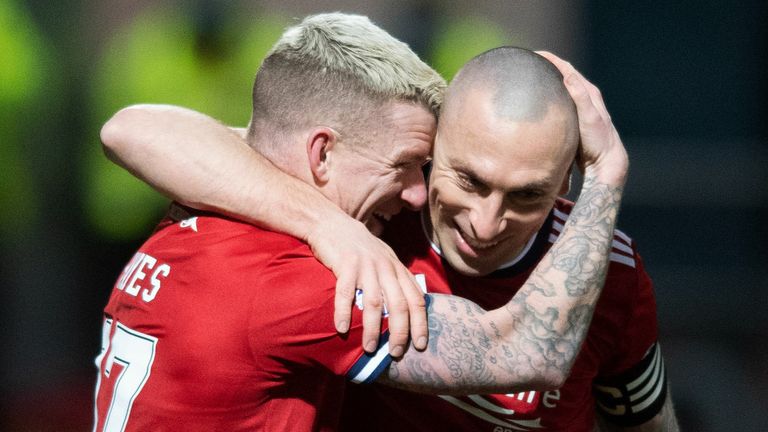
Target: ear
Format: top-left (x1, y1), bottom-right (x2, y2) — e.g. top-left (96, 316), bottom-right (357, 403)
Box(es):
top-left (306, 127), bottom-right (338, 183)
top-left (559, 164), bottom-right (573, 196)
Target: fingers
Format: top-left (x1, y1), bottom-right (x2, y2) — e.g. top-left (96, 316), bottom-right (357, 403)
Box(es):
top-left (537, 50), bottom-right (611, 146)
top-left (333, 266), bottom-right (356, 334)
top-left (378, 262), bottom-right (411, 358)
top-left (316, 218), bottom-right (419, 356)
top-left (536, 50), bottom-right (609, 122)
top-left (399, 270), bottom-right (428, 350)
top-left (360, 266), bottom-right (383, 353)
top-left (536, 50), bottom-right (574, 78)
top-left (332, 257), bottom-right (395, 355)
top-left (537, 50), bottom-right (628, 184)
top-left (353, 258), bottom-right (426, 357)
top-left (566, 70), bottom-right (602, 127)
top-left (537, 52), bottom-right (593, 111)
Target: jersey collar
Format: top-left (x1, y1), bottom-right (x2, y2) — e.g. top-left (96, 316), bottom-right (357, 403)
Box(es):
top-left (420, 209), bottom-right (552, 274)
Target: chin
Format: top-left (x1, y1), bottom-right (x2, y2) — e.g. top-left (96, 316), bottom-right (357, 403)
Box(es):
top-left (444, 251), bottom-right (495, 277)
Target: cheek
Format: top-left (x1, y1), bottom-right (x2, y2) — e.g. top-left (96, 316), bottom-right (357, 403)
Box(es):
top-left (429, 179), bottom-right (467, 211)
top-left (505, 206), bottom-right (551, 235)
top-left (371, 173), bottom-right (400, 195)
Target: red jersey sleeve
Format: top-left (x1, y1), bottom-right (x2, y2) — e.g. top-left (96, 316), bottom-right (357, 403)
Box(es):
top-left (593, 233), bottom-right (668, 426)
top-left (246, 244), bottom-right (392, 384)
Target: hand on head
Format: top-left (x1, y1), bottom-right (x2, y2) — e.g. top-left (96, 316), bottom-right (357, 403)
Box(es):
top-left (536, 51), bottom-right (629, 187)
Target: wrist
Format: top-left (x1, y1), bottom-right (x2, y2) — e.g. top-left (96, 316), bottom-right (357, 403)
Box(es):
top-left (584, 148), bottom-right (628, 188)
top-left (305, 207), bottom-right (363, 247)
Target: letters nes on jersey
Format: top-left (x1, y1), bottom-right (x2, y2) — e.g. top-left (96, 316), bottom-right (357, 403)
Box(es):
top-left (114, 252), bottom-right (170, 303)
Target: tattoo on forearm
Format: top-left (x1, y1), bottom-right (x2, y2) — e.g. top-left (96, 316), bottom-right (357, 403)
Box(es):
top-left (384, 174), bottom-right (623, 394)
top-left (504, 174), bottom-right (623, 378)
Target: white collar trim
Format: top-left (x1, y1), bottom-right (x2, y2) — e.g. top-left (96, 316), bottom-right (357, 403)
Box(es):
top-left (421, 211), bottom-right (537, 271)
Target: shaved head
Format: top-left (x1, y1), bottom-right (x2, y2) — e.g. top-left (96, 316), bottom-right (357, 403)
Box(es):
top-left (445, 47), bottom-right (577, 129)
top-left (429, 47), bottom-right (581, 276)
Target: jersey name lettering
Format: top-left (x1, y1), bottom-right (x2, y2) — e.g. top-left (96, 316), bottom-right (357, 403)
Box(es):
top-left (116, 252), bottom-right (171, 302)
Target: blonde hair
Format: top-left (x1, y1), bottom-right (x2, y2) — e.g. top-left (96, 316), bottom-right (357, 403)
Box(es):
top-left (248, 13), bottom-right (445, 149)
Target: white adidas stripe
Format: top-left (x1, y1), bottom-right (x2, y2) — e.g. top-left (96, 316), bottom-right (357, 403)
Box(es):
top-left (632, 361), bottom-right (665, 412)
top-left (594, 344), bottom-right (665, 415)
top-left (628, 345), bottom-right (661, 391)
top-left (548, 230), bottom-right (636, 268)
top-left (553, 220), bottom-right (565, 233)
top-left (610, 252), bottom-right (636, 268)
top-left (614, 228), bottom-right (632, 246)
top-left (551, 213), bottom-right (632, 250)
top-left (550, 207), bottom-right (637, 268)
top-left (612, 239), bottom-right (633, 255)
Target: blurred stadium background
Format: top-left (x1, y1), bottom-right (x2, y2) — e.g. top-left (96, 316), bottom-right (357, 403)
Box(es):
top-left (1, 0), bottom-right (766, 430)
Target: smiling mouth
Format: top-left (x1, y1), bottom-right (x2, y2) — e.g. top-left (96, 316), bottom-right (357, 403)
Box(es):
top-left (456, 227), bottom-right (502, 251)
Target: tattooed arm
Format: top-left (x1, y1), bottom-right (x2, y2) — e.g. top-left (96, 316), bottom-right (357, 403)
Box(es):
top-left (380, 172), bottom-right (624, 394)
top-left (378, 51), bottom-right (630, 394)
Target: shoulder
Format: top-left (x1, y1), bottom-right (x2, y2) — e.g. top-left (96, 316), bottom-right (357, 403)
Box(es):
top-left (135, 212), bottom-right (326, 296)
top-left (554, 197), bottom-right (661, 371)
top-left (551, 198), bottom-right (656, 323)
top-left (149, 214), bottom-right (338, 335)
top-left (148, 212), bottom-right (313, 259)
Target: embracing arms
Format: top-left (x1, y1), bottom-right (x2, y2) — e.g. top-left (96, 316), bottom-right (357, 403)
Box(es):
top-left (101, 105), bottom-right (427, 357)
top-left (102, 53), bottom-right (627, 394)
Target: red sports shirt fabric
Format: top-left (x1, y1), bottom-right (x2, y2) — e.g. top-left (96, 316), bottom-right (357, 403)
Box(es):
top-left (94, 208), bottom-right (391, 432)
top-left (342, 198), bottom-right (664, 432)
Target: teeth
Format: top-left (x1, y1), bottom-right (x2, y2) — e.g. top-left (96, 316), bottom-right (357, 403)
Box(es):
top-left (374, 212), bottom-right (392, 221)
top-left (468, 240), bottom-right (499, 249)
top-left (459, 229), bottom-right (499, 249)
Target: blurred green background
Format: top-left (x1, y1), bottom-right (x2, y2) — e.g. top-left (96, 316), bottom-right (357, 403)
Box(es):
top-left (1, 0), bottom-right (766, 430)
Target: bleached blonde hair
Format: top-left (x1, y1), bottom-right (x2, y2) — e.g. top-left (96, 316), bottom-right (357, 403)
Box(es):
top-left (248, 13), bottom-right (445, 150)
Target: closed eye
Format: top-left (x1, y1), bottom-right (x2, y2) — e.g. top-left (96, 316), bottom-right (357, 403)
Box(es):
top-left (395, 156), bottom-right (431, 171)
top-left (456, 172), bottom-right (487, 192)
top-left (508, 190), bottom-right (545, 201)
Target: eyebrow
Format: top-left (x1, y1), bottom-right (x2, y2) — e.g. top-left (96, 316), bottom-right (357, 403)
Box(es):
top-left (396, 148), bottom-right (431, 164)
top-left (511, 179), bottom-right (554, 191)
top-left (454, 162), bottom-right (554, 191)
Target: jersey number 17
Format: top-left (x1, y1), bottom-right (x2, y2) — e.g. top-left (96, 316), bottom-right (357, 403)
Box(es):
top-left (93, 319), bottom-right (157, 432)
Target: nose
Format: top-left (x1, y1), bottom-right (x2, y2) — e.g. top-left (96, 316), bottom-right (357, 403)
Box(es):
top-left (468, 193), bottom-right (507, 241)
top-left (400, 167), bottom-right (428, 210)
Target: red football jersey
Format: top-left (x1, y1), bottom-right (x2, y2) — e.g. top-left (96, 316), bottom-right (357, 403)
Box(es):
top-left (342, 198), bottom-right (666, 431)
top-left (93, 207), bottom-right (391, 432)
